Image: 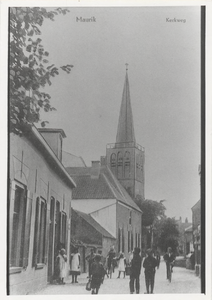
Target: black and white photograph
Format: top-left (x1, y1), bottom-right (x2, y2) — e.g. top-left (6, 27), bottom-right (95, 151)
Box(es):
top-left (2, 0), bottom-right (212, 298)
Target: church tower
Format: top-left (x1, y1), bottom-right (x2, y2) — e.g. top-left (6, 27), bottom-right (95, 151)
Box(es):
top-left (106, 68), bottom-right (145, 200)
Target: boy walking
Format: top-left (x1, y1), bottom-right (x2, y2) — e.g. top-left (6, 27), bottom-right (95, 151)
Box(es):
top-left (143, 249), bottom-right (158, 294)
top-left (129, 247), bottom-right (142, 294)
top-left (90, 254), bottom-right (105, 294)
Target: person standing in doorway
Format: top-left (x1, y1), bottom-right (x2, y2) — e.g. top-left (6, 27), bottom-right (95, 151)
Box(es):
top-left (143, 249), bottom-right (158, 294)
top-left (58, 248), bottom-right (67, 284)
top-left (54, 248), bottom-right (67, 284)
top-left (129, 247), bottom-right (142, 294)
top-left (70, 247), bottom-right (80, 283)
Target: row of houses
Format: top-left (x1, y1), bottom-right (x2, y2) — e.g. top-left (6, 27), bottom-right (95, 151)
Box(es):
top-left (8, 71), bottom-right (144, 294)
top-left (175, 172), bottom-right (201, 277)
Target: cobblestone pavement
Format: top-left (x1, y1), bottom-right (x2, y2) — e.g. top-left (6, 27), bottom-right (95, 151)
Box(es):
top-left (33, 259), bottom-right (201, 295)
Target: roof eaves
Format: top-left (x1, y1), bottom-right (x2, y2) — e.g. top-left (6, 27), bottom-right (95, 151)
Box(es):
top-left (28, 125), bottom-right (76, 188)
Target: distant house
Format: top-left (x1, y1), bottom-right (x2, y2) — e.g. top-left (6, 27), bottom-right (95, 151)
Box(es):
top-left (191, 199), bottom-right (201, 276)
top-left (9, 126), bottom-right (76, 294)
top-left (66, 161), bottom-right (142, 261)
top-left (176, 217), bottom-right (192, 256)
top-left (184, 225), bottom-right (193, 255)
top-left (71, 208), bottom-right (116, 272)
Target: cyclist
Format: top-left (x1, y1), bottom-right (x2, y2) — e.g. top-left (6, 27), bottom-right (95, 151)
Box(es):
top-left (163, 247), bottom-right (175, 281)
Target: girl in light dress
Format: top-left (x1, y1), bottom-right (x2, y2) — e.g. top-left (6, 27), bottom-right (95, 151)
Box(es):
top-left (117, 252), bottom-right (126, 278)
top-left (70, 248), bottom-right (80, 283)
top-left (56, 248), bottom-right (67, 284)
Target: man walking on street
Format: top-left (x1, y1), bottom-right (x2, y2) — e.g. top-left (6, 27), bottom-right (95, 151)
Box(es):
top-left (129, 247), bottom-right (142, 294)
top-left (143, 249), bottom-right (158, 294)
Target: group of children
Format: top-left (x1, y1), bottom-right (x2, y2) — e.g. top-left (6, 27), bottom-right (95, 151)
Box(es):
top-left (86, 246), bottom-right (161, 294)
top-left (54, 246), bottom-right (171, 295)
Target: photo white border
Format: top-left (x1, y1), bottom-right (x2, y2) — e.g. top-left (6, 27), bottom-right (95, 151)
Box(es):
top-left (1, 0), bottom-right (211, 299)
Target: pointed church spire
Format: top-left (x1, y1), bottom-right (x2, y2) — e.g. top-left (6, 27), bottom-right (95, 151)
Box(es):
top-left (116, 67), bottom-right (136, 144)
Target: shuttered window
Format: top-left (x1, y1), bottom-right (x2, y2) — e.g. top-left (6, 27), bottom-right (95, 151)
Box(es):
top-left (54, 201), bottom-right (60, 255)
top-left (33, 197), bottom-right (47, 266)
top-left (118, 227), bottom-right (121, 253)
top-left (61, 211), bottom-right (67, 248)
top-left (10, 185), bottom-right (27, 267)
top-left (122, 228), bottom-right (125, 253)
top-left (131, 231), bottom-right (133, 251)
top-left (10, 183), bottom-right (32, 269)
top-left (128, 231), bottom-right (130, 252)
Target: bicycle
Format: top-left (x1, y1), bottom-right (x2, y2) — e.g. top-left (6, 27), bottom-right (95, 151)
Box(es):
top-left (167, 262), bottom-right (174, 282)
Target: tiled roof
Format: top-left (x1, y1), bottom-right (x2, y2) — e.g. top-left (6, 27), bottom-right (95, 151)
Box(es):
top-left (74, 210), bottom-right (116, 239)
top-left (66, 165), bottom-right (141, 212)
top-left (66, 167), bottom-right (91, 176)
top-left (71, 173), bottom-right (115, 199)
top-left (101, 167), bottom-right (140, 211)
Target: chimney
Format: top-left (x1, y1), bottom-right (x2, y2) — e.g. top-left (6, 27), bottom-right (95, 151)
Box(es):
top-left (100, 156), bottom-right (106, 166)
top-left (38, 128), bottom-right (66, 162)
top-left (91, 161), bottom-right (101, 179)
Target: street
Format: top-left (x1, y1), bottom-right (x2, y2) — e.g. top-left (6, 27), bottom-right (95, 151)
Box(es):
top-left (33, 259), bottom-right (201, 295)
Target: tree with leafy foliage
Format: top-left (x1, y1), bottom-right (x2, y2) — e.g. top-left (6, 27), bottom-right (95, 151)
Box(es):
top-left (135, 196), bottom-right (166, 226)
top-left (9, 7), bottom-right (73, 135)
top-left (135, 196), bottom-right (167, 250)
top-left (154, 217), bottom-right (179, 253)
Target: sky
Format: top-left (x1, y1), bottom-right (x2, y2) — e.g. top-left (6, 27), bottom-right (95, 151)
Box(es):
top-left (38, 6), bottom-right (201, 222)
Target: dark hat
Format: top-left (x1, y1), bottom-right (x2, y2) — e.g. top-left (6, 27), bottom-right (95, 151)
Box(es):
top-left (95, 254), bottom-right (101, 262)
top-left (133, 247), bottom-right (140, 254)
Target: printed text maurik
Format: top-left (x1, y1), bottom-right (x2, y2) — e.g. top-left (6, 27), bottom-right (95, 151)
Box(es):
top-left (76, 17), bottom-right (96, 22)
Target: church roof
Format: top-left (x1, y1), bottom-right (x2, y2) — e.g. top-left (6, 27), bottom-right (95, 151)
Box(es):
top-left (66, 165), bottom-right (141, 212)
top-left (116, 71), bottom-right (136, 143)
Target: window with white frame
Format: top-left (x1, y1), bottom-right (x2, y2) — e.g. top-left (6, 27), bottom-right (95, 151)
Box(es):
top-left (33, 197), bottom-right (47, 266)
top-left (10, 184), bottom-right (27, 267)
